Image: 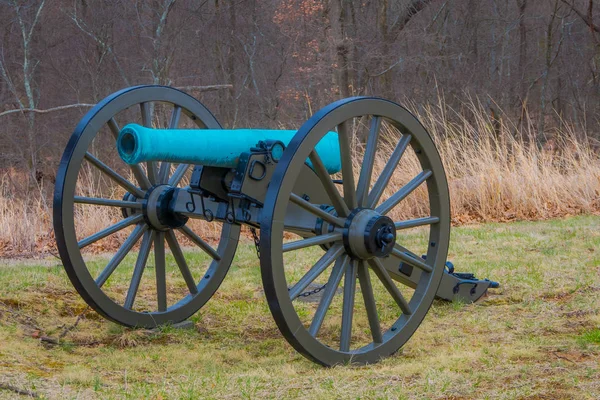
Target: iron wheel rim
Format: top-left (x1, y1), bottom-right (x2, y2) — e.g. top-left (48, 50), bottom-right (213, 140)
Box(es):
top-left (54, 85), bottom-right (240, 328)
top-left (260, 97), bottom-right (451, 366)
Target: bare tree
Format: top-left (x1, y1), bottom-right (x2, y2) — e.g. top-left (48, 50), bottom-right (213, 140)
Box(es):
top-left (68, 1), bottom-right (130, 87)
top-left (0, 0), bottom-right (46, 182)
top-left (538, 0), bottom-right (566, 143)
top-left (1, 0), bottom-right (600, 183)
top-left (328, 0), bottom-right (351, 98)
top-left (138, 0), bottom-right (177, 86)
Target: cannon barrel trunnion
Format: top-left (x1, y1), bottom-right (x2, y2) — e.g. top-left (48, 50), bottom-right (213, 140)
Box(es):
top-left (53, 85), bottom-right (498, 366)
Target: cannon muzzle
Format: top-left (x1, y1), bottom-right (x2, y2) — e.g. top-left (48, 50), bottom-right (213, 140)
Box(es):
top-left (117, 124), bottom-right (341, 174)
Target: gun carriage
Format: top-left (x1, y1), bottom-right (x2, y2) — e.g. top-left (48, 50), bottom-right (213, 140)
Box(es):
top-left (54, 85), bottom-right (497, 366)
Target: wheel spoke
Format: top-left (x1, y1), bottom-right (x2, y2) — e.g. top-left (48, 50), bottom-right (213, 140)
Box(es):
top-left (155, 232), bottom-right (167, 312)
top-left (96, 223), bottom-right (148, 287)
top-left (157, 164), bottom-right (171, 186)
top-left (282, 232), bottom-right (342, 253)
top-left (369, 258), bottom-right (412, 315)
top-left (367, 134), bottom-right (412, 208)
top-left (124, 230), bottom-right (154, 309)
top-left (390, 244), bottom-right (433, 273)
top-left (356, 116), bottom-right (381, 207)
top-left (289, 245), bottom-right (345, 300)
top-left (395, 216), bottom-right (440, 230)
top-left (168, 163), bottom-right (189, 187)
top-left (282, 225), bottom-right (314, 237)
top-left (393, 243), bottom-right (420, 259)
top-left (107, 118), bottom-right (151, 190)
top-left (290, 193), bottom-right (345, 227)
top-left (84, 152), bottom-right (145, 199)
top-left (308, 150), bottom-right (350, 217)
top-left (340, 259), bottom-right (357, 352)
top-left (107, 117), bottom-right (120, 139)
top-left (165, 230), bottom-right (199, 295)
top-left (309, 255), bottom-right (348, 337)
top-left (140, 102), bottom-right (158, 185)
top-left (376, 170), bottom-right (432, 215)
top-left (74, 196), bottom-right (142, 209)
top-left (158, 106), bottom-right (182, 183)
top-left (337, 121), bottom-right (357, 209)
top-left (357, 261), bottom-right (383, 344)
top-left (179, 225), bottom-right (221, 260)
top-left (78, 214), bottom-right (143, 249)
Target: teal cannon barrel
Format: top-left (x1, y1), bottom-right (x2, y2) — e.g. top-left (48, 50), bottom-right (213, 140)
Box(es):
top-left (117, 124), bottom-right (341, 174)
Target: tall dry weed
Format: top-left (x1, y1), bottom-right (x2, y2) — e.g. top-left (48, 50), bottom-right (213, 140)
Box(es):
top-left (0, 99), bottom-right (598, 255)
top-left (416, 99), bottom-right (599, 222)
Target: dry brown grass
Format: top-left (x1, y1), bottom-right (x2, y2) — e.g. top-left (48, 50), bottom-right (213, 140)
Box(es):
top-left (384, 100), bottom-right (600, 224)
top-left (0, 173), bottom-right (53, 255)
top-left (1, 99), bottom-right (598, 256)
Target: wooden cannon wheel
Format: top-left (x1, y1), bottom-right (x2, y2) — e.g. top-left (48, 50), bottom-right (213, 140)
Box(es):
top-left (53, 85), bottom-right (240, 327)
top-left (260, 97), bottom-right (451, 366)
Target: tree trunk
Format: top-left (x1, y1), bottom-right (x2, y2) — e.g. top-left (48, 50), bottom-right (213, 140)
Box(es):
top-left (378, 0), bottom-right (392, 98)
top-left (538, 0), bottom-right (563, 145)
top-left (329, 0), bottom-right (350, 98)
top-left (517, 0), bottom-right (528, 97)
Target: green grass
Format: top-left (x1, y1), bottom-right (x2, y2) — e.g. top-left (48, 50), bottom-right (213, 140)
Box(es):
top-left (579, 329), bottom-right (600, 346)
top-left (0, 215), bottom-right (599, 399)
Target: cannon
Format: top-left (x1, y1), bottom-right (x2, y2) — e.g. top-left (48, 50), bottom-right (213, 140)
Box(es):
top-left (54, 85), bottom-right (498, 366)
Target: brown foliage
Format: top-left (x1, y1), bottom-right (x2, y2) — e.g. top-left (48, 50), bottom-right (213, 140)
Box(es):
top-left (1, 0), bottom-right (599, 256)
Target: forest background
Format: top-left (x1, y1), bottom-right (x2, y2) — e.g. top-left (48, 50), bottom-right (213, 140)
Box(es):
top-left (0, 0), bottom-right (599, 255)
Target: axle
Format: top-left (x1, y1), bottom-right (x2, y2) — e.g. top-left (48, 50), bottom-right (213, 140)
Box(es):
top-left (157, 186), bottom-right (498, 303)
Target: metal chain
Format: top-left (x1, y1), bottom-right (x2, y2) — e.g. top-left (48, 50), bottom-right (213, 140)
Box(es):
top-left (297, 283), bottom-right (327, 298)
top-left (251, 226), bottom-right (327, 298)
top-left (249, 227), bottom-right (260, 259)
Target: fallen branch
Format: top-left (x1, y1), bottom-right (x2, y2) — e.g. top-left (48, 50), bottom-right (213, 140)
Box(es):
top-left (58, 307), bottom-right (88, 340)
top-left (0, 383), bottom-right (39, 398)
top-left (0, 84), bottom-right (232, 118)
top-left (551, 350), bottom-right (576, 364)
top-left (40, 336), bottom-right (59, 345)
top-left (175, 84), bottom-right (232, 92)
top-left (38, 306), bottom-right (90, 346)
top-left (0, 300), bottom-right (42, 332)
top-left (0, 103), bottom-right (95, 118)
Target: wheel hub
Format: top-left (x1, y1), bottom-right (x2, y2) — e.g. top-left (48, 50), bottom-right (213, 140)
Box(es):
top-left (343, 209), bottom-right (396, 259)
top-left (315, 205), bottom-right (337, 250)
top-left (121, 192), bottom-right (139, 219)
top-left (143, 185), bottom-right (188, 231)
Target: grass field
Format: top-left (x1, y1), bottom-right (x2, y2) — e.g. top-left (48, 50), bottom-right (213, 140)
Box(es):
top-left (0, 215), bottom-right (599, 399)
